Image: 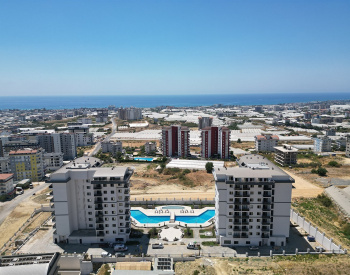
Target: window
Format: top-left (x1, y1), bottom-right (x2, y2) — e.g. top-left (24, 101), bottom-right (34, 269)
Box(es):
top-left (118, 189), bottom-right (122, 193)
top-left (111, 197), bottom-right (115, 201)
top-left (86, 185), bottom-right (91, 188)
top-left (249, 212), bottom-right (253, 215)
top-left (256, 232), bottom-right (260, 235)
top-left (246, 241), bottom-right (250, 244)
top-left (250, 192), bottom-right (254, 195)
top-left (256, 226), bottom-right (261, 229)
top-left (112, 217), bottom-right (116, 221)
top-left (105, 224), bottom-right (109, 227)
top-left (104, 204), bottom-right (108, 207)
top-left (105, 217), bottom-right (109, 221)
top-left (88, 212), bottom-right (92, 215)
top-left (229, 219), bottom-right (232, 222)
top-left (111, 190), bottom-right (115, 194)
top-left (111, 204), bottom-right (115, 207)
top-left (120, 216), bottom-right (123, 220)
top-left (104, 191), bottom-right (107, 194)
top-left (104, 197), bottom-right (108, 201)
top-left (88, 218), bottom-right (92, 221)
top-left (103, 184), bottom-right (107, 187)
top-left (87, 199), bottom-right (92, 202)
top-left (257, 219), bottom-right (261, 222)
top-left (89, 224), bottom-right (93, 227)
top-left (249, 219), bottom-right (253, 222)
top-left (228, 232), bottom-right (232, 235)
top-left (257, 205), bottom-right (261, 209)
top-left (229, 205), bottom-right (233, 209)
top-left (224, 240), bottom-right (231, 245)
top-left (113, 230), bottom-right (116, 234)
top-left (234, 241), bottom-right (238, 244)
top-left (257, 212), bottom-right (261, 215)
top-left (113, 224), bottom-right (116, 227)
top-left (88, 205), bottom-right (92, 208)
top-left (249, 232), bottom-right (252, 235)
top-left (105, 231), bottom-right (109, 234)
top-left (112, 211), bottom-right (116, 214)
top-left (249, 226), bottom-right (253, 229)
top-left (257, 198), bottom-right (262, 202)
top-left (258, 192), bottom-right (261, 195)
top-left (104, 211), bottom-right (108, 214)
top-left (87, 192), bottom-right (91, 196)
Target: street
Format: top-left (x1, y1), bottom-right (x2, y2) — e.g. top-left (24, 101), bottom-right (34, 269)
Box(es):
top-left (0, 182), bottom-right (49, 226)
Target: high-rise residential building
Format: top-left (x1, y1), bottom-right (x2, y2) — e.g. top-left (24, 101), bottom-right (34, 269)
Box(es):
top-left (345, 136), bottom-right (350, 158)
top-left (60, 133), bottom-right (77, 160)
top-left (214, 154), bottom-right (294, 247)
top-left (161, 126), bottom-right (190, 157)
top-left (0, 139), bottom-right (3, 157)
top-left (43, 152), bottom-right (64, 172)
top-left (201, 126), bottom-right (230, 159)
top-left (314, 136), bottom-right (332, 153)
top-left (48, 157), bottom-right (133, 244)
top-left (0, 157), bottom-right (11, 174)
top-left (198, 117), bottom-right (213, 130)
top-left (118, 107), bottom-right (142, 121)
top-left (9, 149), bottom-right (44, 181)
top-left (101, 141), bottom-right (123, 157)
top-left (274, 144), bottom-right (298, 166)
top-left (255, 134), bottom-right (279, 152)
top-left (37, 133), bottom-right (61, 154)
top-left (96, 109), bottom-right (109, 123)
top-left (0, 173), bottom-right (15, 200)
top-left (68, 125), bottom-right (94, 147)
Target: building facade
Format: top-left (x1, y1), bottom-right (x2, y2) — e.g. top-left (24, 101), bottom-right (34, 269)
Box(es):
top-left (101, 141), bottom-right (123, 157)
top-left (161, 126), bottom-right (190, 157)
top-left (346, 136), bottom-right (350, 158)
top-left (198, 117), bottom-right (213, 130)
top-left (255, 134), bottom-right (279, 152)
top-left (214, 154), bottom-right (294, 247)
top-left (313, 136), bottom-right (332, 153)
top-left (44, 152), bottom-right (64, 172)
top-left (118, 107), bottom-right (142, 121)
top-left (145, 142), bottom-right (157, 154)
top-left (0, 173), bottom-right (15, 200)
top-left (9, 149), bottom-right (44, 181)
top-left (274, 144), bottom-right (298, 166)
top-left (0, 157), bottom-right (11, 174)
top-left (68, 125), bottom-right (94, 147)
top-left (96, 109), bottom-right (109, 123)
top-left (201, 126), bottom-right (230, 159)
top-left (48, 157), bottom-right (133, 244)
top-left (60, 133), bottom-right (77, 160)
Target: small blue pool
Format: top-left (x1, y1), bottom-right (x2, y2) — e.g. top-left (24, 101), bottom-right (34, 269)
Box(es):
top-left (131, 210), bottom-right (169, 224)
top-left (175, 210), bottom-right (215, 224)
top-left (134, 157), bottom-right (154, 162)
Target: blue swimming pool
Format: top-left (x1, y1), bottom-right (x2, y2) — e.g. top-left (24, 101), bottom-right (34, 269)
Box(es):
top-left (175, 210), bottom-right (215, 224)
top-left (131, 210), bottom-right (169, 224)
top-left (134, 157), bottom-right (154, 161)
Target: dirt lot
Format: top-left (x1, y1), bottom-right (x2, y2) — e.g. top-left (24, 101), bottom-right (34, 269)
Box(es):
top-left (175, 255), bottom-right (350, 275)
top-left (230, 141), bottom-right (254, 151)
top-left (283, 170), bottom-right (323, 198)
top-left (122, 140), bottom-right (160, 148)
top-left (0, 191), bottom-right (50, 247)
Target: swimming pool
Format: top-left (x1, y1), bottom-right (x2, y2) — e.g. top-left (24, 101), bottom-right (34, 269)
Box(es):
top-left (134, 157), bottom-right (154, 161)
top-left (175, 210), bottom-right (215, 224)
top-left (131, 210), bottom-right (169, 224)
top-left (162, 206), bottom-right (185, 210)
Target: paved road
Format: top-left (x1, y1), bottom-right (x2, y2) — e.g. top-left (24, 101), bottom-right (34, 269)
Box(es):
top-left (89, 117), bottom-right (117, 157)
top-left (325, 186), bottom-right (350, 217)
top-left (0, 182), bottom-right (50, 226)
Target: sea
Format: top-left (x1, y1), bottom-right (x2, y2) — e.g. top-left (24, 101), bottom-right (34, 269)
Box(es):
top-left (0, 92), bottom-right (349, 110)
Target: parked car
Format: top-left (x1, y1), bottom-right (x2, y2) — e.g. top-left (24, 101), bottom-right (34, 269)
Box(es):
top-left (101, 252), bottom-right (112, 257)
top-left (187, 242), bottom-right (200, 250)
top-left (249, 246), bottom-right (259, 250)
top-left (115, 252), bottom-right (126, 257)
top-left (152, 243), bottom-right (164, 249)
top-left (29, 183), bottom-right (34, 189)
top-left (307, 235), bottom-right (315, 242)
top-left (315, 246), bottom-right (325, 252)
top-left (114, 244), bottom-right (128, 252)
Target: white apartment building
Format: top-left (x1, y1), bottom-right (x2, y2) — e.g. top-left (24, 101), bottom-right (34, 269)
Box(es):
top-left (313, 136), bottom-right (332, 153)
top-left (68, 125), bottom-right (94, 147)
top-left (214, 154), bottom-right (294, 247)
top-left (144, 142), bottom-right (157, 154)
top-left (101, 141), bottom-right (123, 157)
top-left (345, 136), bottom-right (350, 158)
top-left (43, 152), bottom-right (64, 172)
top-left (48, 157), bottom-right (133, 244)
top-left (0, 157), bottom-right (11, 174)
top-left (255, 134), bottom-right (279, 152)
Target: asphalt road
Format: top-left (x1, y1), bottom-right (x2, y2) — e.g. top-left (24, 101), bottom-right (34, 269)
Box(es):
top-left (89, 117), bottom-right (117, 157)
top-left (0, 182), bottom-right (50, 226)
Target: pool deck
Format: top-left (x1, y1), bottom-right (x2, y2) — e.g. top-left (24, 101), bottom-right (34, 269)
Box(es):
top-left (131, 206), bottom-right (215, 228)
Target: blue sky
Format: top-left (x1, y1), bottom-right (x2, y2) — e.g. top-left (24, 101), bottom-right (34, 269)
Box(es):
top-left (0, 0), bottom-right (349, 96)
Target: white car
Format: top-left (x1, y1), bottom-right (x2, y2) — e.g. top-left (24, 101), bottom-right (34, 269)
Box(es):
top-left (101, 252), bottom-right (111, 257)
top-left (114, 244), bottom-right (128, 252)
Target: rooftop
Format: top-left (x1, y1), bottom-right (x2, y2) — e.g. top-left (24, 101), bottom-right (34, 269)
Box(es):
top-left (0, 173), bottom-right (14, 181)
top-left (9, 149), bottom-right (38, 155)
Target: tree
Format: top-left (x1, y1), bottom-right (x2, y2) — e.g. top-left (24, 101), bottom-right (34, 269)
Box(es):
top-left (317, 167), bottom-right (328, 176)
top-left (237, 138), bottom-right (242, 143)
top-left (205, 162), bottom-right (214, 173)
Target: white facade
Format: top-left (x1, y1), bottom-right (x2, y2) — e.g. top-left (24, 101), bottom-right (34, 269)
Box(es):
top-left (313, 136), bottom-right (332, 153)
top-left (44, 152), bottom-right (64, 172)
top-left (214, 154), bottom-right (293, 247)
top-left (144, 142), bottom-right (156, 154)
top-left (101, 141), bottom-right (123, 156)
top-left (345, 136), bottom-right (350, 158)
top-left (0, 174), bottom-right (15, 198)
top-left (255, 134), bottom-right (279, 152)
top-left (0, 157), bottom-right (11, 174)
top-left (49, 157), bottom-right (133, 244)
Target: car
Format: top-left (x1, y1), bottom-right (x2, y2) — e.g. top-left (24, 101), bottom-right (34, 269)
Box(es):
top-left (152, 243), bottom-right (164, 249)
top-left (114, 244), bottom-right (128, 252)
top-left (315, 246), bottom-right (325, 252)
top-left (249, 246), bottom-right (259, 250)
top-left (307, 235), bottom-right (315, 242)
top-left (101, 252), bottom-right (112, 257)
top-left (187, 242), bottom-right (200, 250)
top-left (115, 252), bottom-right (126, 257)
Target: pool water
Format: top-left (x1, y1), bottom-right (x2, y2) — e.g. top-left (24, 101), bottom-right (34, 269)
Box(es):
top-left (175, 210), bottom-right (215, 224)
top-left (131, 210), bottom-right (169, 224)
top-left (134, 157), bottom-right (154, 161)
top-left (162, 206), bottom-right (185, 209)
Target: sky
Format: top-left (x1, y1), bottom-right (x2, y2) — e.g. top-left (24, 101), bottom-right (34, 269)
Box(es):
top-left (0, 0), bottom-right (349, 96)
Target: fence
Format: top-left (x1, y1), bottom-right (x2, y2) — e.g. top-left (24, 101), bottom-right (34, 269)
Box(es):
top-left (290, 209), bottom-right (346, 253)
top-left (131, 198), bottom-right (215, 206)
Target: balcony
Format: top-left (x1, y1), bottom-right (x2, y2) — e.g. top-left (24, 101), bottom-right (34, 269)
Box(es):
top-left (125, 217), bottom-right (130, 221)
top-left (241, 227), bottom-right (249, 232)
top-left (94, 191), bottom-right (102, 196)
top-left (262, 213), bottom-right (271, 218)
top-left (262, 227), bottom-right (270, 232)
top-left (242, 192), bottom-right (249, 197)
top-left (95, 198), bottom-right (103, 203)
top-left (241, 220), bottom-right (249, 225)
top-left (233, 213), bottom-right (241, 218)
top-left (262, 219), bottom-right (271, 225)
top-left (125, 203), bottom-right (130, 208)
top-left (96, 225), bottom-right (104, 230)
top-left (124, 196), bottom-right (130, 202)
top-left (97, 232), bottom-right (105, 237)
top-left (262, 234), bottom-right (269, 238)
top-left (124, 190), bottom-right (129, 194)
top-left (262, 206), bottom-right (271, 211)
top-left (263, 192), bottom-right (272, 197)
top-left (96, 218), bottom-right (104, 223)
top-left (124, 210), bottom-right (130, 215)
top-left (93, 185), bottom-right (102, 190)
top-left (95, 205), bottom-right (103, 210)
top-left (242, 200), bottom-right (250, 205)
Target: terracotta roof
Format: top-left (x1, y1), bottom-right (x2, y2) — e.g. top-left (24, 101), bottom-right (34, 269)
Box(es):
top-left (9, 149), bottom-right (38, 155)
top-left (0, 174), bottom-right (14, 181)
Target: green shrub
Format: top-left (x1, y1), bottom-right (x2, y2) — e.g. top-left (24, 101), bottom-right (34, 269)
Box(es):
top-left (328, 161), bottom-right (341, 167)
top-left (317, 194), bottom-right (332, 207)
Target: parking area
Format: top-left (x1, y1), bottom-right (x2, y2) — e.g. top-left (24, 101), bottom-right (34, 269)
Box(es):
top-left (17, 222), bottom-right (325, 257)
